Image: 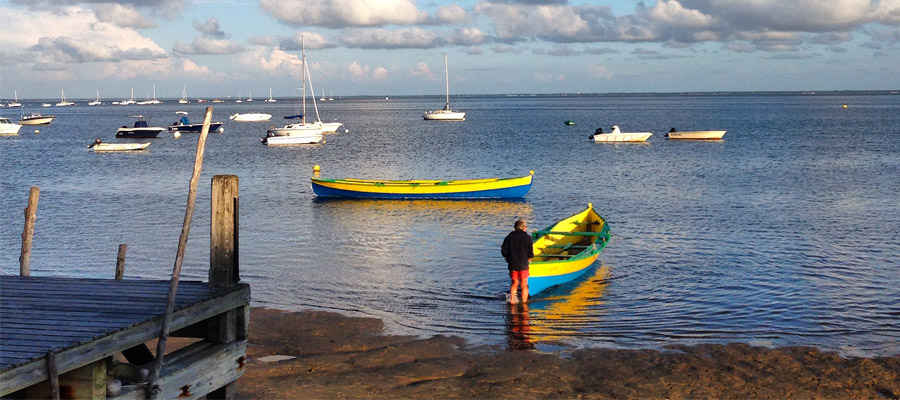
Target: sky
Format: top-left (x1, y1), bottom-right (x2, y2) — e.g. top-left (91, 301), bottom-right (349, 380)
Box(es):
top-left (1, 0), bottom-right (899, 99)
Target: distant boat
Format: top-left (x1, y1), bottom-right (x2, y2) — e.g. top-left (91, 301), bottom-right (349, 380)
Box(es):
top-left (18, 113), bottom-right (56, 125)
top-left (7, 90), bottom-right (23, 108)
top-left (320, 90), bottom-right (326, 101)
top-left (41, 103), bottom-right (52, 108)
top-left (117, 88), bottom-right (136, 105)
top-left (264, 88), bottom-right (276, 102)
top-left (527, 203), bottom-right (611, 296)
top-left (590, 126), bottom-right (652, 142)
top-left (212, 99), bottom-right (225, 103)
top-left (229, 113), bottom-right (272, 122)
top-left (0, 117), bottom-right (22, 135)
top-left (168, 115), bottom-right (224, 133)
top-left (310, 170), bottom-right (534, 199)
top-left (236, 91), bottom-right (243, 103)
top-left (423, 53), bottom-right (465, 121)
top-left (179, 87), bottom-right (189, 104)
top-left (55, 89), bottom-right (75, 107)
top-left (246, 91), bottom-right (253, 102)
top-left (328, 90), bottom-right (333, 101)
top-left (116, 115), bottom-right (165, 138)
top-left (88, 90), bottom-right (102, 106)
top-left (137, 85), bottom-right (162, 105)
top-left (665, 129), bottom-right (726, 140)
top-left (89, 139), bottom-right (150, 152)
top-left (265, 35), bottom-right (323, 145)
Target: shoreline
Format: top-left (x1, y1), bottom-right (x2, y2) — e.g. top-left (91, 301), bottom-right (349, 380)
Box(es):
top-left (238, 308), bottom-right (900, 399)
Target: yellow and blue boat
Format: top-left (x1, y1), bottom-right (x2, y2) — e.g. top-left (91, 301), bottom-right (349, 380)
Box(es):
top-left (528, 203), bottom-right (611, 295)
top-left (311, 170), bottom-right (534, 199)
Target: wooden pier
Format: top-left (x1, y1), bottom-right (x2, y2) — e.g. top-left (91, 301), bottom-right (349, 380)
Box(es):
top-left (1, 174), bottom-right (248, 399)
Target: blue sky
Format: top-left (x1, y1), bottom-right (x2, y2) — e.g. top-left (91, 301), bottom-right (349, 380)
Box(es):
top-left (2, 0), bottom-right (899, 99)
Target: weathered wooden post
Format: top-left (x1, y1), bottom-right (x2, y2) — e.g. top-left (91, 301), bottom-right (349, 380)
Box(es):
top-left (20, 186), bottom-right (39, 277)
top-left (116, 244), bottom-right (127, 280)
top-left (208, 174), bottom-right (242, 400)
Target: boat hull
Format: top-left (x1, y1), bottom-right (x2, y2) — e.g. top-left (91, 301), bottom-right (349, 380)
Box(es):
top-left (116, 127), bottom-right (165, 138)
top-left (18, 115), bottom-right (56, 125)
top-left (263, 134), bottom-right (321, 145)
top-left (229, 113), bottom-right (272, 122)
top-left (168, 122), bottom-right (224, 132)
top-left (321, 122), bottom-right (344, 133)
top-left (92, 142), bottom-right (150, 152)
top-left (666, 130), bottom-right (726, 140)
top-left (528, 204), bottom-right (610, 296)
top-left (592, 132), bottom-right (652, 142)
top-left (0, 118), bottom-right (23, 135)
top-left (311, 172), bottom-right (533, 199)
top-left (423, 111), bottom-right (466, 121)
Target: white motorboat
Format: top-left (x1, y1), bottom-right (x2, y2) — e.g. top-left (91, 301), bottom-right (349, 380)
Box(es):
top-left (55, 89), bottom-right (75, 107)
top-left (18, 113), bottom-right (56, 125)
top-left (265, 35), bottom-right (323, 144)
top-left (7, 90), bottom-right (23, 108)
top-left (665, 130), bottom-right (727, 140)
top-left (41, 103), bottom-right (52, 108)
top-left (590, 125), bottom-right (652, 142)
top-left (0, 117), bottom-right (22, 135)
top-left (230, 113), bottom-right (272, 122)
top-left (89, 139), bottom-right (151, 152)
top-left (87, 90), bottom-right (102, 106)
top-left (423, 53), bottom-right (465, 121)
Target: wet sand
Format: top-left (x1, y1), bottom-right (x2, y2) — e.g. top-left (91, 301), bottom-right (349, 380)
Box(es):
top-left (238, 308), bottom-right (900, 399)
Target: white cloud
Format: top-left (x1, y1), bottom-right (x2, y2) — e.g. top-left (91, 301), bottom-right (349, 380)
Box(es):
top-left (260, 0), bottom-right (429, 27)
top-left (409, 61), bottom-right (432, 77)
top-left (91, 3), bottom-right (157, 28)
top-left (341, 28), bottom-right (443, 49)
top-left (585, 64), bottom-right (613, 79)
top-left (372, 67), bottom-right (388, 80)
top-left (436, 4), bottom-right (468, 23)
top-left (174, 37), bottom-right (245, 55)
top-left (347, 61), bottom-right (370, 80)
top-left (452, 27), bottom-right (487, 46)
top-left (648, 0), bottom-right (716, 29)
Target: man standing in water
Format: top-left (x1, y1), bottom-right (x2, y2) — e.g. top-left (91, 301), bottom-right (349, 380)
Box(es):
top-left (502, 219), bottom-right (534, 304)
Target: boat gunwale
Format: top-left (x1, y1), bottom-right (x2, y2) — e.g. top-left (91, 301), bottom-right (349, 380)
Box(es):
top-left (530, 205), bottom-right (610, 269)
top-left (312, 172), bottom-right (533, 188)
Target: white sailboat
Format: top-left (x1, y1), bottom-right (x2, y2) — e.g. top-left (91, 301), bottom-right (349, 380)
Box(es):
top-left (423, 53), bottom-right (465, 121)
top-left (8, 90), bottom-right (23, 108)
top-left (179, 87), bottom-right (189, 104)
top-left (137, 85), bottom-right (162, 105)
top-left (247, 91), bottom-right (253, 102)
top-left (88, 90), bottom-right (102, 106)
top-left (264, 36), bottom-right (323, 145)
top-left (55, 89), bottom-right (75, 107)
top-left (116, 88), bottom-right (136, 105)
top-left (320, 90), bottom-right (326, 101)
top-left (264, 88), bottom-right (277, 103)
top-left (328, 90), bottom-right (334, 101)
top-left (236, 91), bottom-right (243, 103)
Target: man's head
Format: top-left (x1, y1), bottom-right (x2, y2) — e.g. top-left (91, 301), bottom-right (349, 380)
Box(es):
top-left (515, 219), bottom-right (527, 231)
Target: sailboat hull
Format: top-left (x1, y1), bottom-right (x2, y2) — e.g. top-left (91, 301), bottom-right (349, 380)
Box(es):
top-left (423, 110), bottom-right (466, 121)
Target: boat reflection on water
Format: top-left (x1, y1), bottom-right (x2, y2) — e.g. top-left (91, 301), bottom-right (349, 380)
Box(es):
top-left (311, 197), bottom-right (534, 226)
top-left (504, 265), bottom-right (611, 350)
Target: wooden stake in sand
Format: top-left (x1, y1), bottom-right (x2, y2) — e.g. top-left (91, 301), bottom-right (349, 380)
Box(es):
top-left (147, 107), bottom-right (214, 397)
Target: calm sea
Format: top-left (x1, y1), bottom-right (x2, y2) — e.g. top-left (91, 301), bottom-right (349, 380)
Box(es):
top-left (2, 93), bottom-right (898, 357)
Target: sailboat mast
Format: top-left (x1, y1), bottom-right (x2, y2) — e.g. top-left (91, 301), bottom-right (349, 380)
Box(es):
top-left (301, 36), bottom-right (306, 124)
top-left (444, 53), bottom-right (450, 107)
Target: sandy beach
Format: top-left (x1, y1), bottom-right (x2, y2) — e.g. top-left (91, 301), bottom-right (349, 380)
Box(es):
top-left (237, 308), bottom-right (900, 399)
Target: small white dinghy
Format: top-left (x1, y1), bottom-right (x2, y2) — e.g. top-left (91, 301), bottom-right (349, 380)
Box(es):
top-left (665, 129), bottom-right (726, 140)
top-left (230, 113), bottom-right (272, 122)
top-left (88, 138), bottom-right (150, 152)
top-left (590, 125), bottom-right (652, 142)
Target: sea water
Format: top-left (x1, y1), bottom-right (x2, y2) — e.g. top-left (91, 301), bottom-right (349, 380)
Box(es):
top-left (1, 93), bottom-right (898, 356)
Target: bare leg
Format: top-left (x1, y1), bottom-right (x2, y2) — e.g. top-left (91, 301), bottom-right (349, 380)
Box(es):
top-left (521, 280), bottom-right (529, 303)
top-left (509, 278), bottom-right (519, 304)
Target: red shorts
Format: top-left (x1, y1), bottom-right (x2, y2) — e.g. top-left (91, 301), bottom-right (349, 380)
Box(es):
top-left (509, 270), bottom-right (529, 281)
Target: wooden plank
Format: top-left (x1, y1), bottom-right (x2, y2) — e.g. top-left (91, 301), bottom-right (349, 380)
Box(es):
top-left (0, 284), bottom-right (249, 395)
top-left (210, 175), bottom-right (239, 289)
top-left (25, 359), bottom-right (105, 400)
top-left (113, 341), bottom-right (246, 400)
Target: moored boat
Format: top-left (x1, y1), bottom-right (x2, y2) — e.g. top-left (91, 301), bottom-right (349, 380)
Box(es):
top-left (423, 53), bottom-right (465, 121)
top-left (18, 113), bottom-right (56, 125)
top-left (230, 113), bottom-right (272, 122)
top-left (168, 115), bottom-right (224, 133)
top-left (665, 129), bottom-right (726, 140)
top-left (590, 125), bottom-right (652, 142)
top-left (0, 117), bottom-right (22, 135)
top-left (528, 203), bottom-right (611, 295)
top-left (116, 115), bottom-right (165, 138)
top-left (88, 139), bottom-right (150, 152)
top-left (311, 170), bottom-right (534, 199)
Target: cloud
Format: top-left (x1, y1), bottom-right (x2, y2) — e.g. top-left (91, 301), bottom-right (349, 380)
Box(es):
top-left (193, 17), bottom-right (226, 39)
top-left (278, 32), bottom-right (333, 51)
top-left (174, 37), bottom-right (245, 55)
top-left (409, 61), bottom-right (433, 78)
top-left (347, 61), bottom-right (370, 80)
top-left (31, 36), bottom-right (166, 63)
top-left (91, 3), bottom-right (156, 28)
top-left (452, 27), bottom-right (487, 46)
top-left (648, 0), bottom-right (716, 29)
top-left (372, 67), bottom-right (388, 80)
top-left (533, 71), bottom-right (565, 82)
top-left (260, 0), bottom-right (430, 28)
top-left (585, 64), bottom-right (613, 79)
top-left (341, 28), bottom-right (444, 49)
top-left (547, 45), bottom-right (579, 56)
